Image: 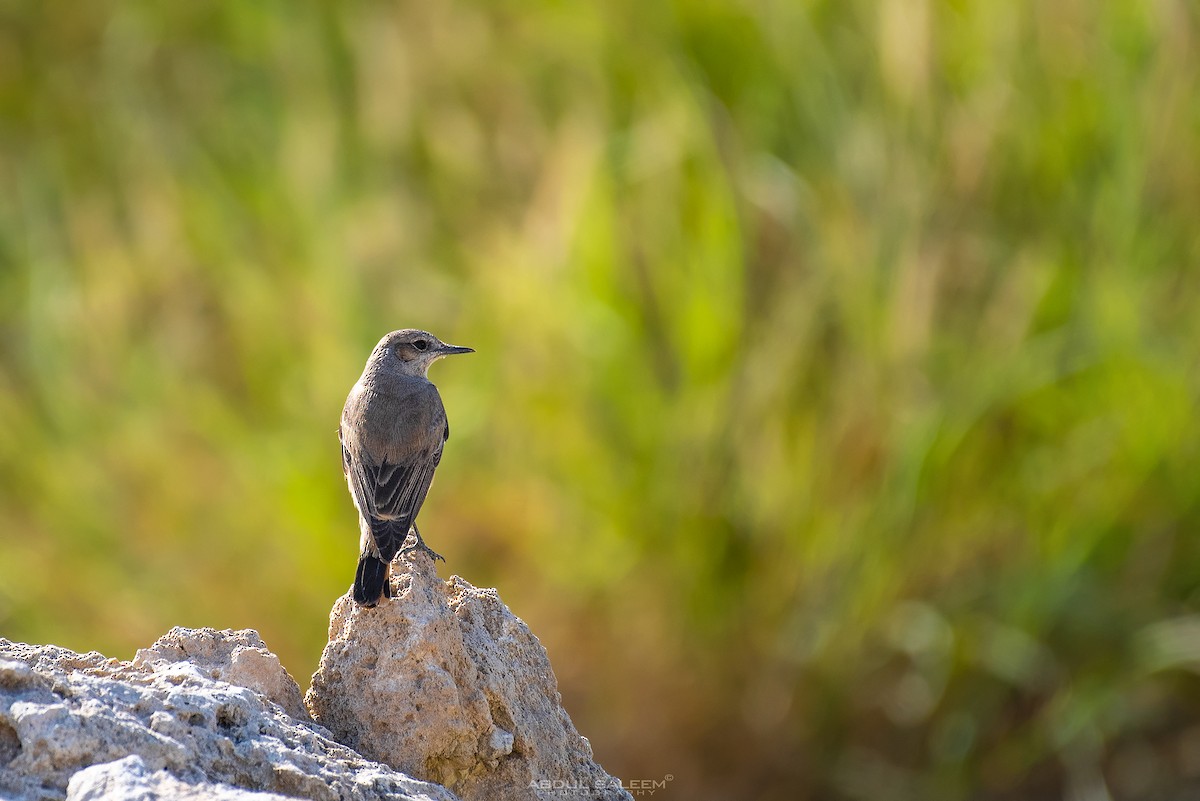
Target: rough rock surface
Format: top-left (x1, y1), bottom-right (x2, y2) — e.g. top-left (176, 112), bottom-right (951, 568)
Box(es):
top-left (306, 554), bottom-right (631, 801)
top-left (0, 630), bottom-right (456, 801)
top-left (133, 627), bottom-right (308, 721)
top-left (66, 755), bottom-right (295, 800)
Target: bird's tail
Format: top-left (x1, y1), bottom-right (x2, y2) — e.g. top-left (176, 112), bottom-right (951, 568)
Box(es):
top-left (353, 553), bottom-right (390, 607)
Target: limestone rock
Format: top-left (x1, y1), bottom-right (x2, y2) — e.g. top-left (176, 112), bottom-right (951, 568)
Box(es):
top-left (133, 627), bottom-right (308, 721)
top-left (0, 631), bottom-right (457, 801)
top-left (66, 754), bottom-right (294, 800)
top-left (306, 554), bottom-right (631, 801)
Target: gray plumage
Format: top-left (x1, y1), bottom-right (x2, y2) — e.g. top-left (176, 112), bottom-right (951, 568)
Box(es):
top-left (340, 329), bottom-right (473, 606)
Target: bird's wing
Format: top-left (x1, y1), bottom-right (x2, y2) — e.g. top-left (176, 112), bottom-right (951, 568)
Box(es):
top-left (343, 383), bottom-right (447, 561)
top-left (374, 453), bottom-right (442, 518)
top-left (349, 446), bottom-right (443, 560)
top-left (339, 424), bottom-right (350, 477)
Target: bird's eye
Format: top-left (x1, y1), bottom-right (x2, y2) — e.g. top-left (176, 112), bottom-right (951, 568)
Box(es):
top-left (413, 339), bottom-right (429, 351)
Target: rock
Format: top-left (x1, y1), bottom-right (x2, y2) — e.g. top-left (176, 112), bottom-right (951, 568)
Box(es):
top-left (306, 554), bottom-right (631, 801)
top-left (66, 754), bottom-right (294, 800)
top-left (133, 627), bottom-right (308, 721)
top-left (0, 631), bottom-right (457, 801)
top-left (0, 566), bottom-right (624, 800)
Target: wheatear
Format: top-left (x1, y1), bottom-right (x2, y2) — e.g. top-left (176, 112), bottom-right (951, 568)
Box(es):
top-left (340, 329), bottom-right (472, 606)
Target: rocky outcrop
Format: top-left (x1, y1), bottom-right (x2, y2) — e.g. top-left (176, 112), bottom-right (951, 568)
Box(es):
top-left (0, 564), bottom-right (627, 801)
top-left (66, 755), bottom-right (296, 800)
top-left (0, 631), bottom-right (455, 801)
top-left (133, 627), bottom-right (308, 722)
top-left (306, 554), bottom-right (631, 801)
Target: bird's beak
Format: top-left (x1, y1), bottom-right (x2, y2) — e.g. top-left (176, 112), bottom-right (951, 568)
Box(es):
top-left (438, 344), bottom-right (475, 356)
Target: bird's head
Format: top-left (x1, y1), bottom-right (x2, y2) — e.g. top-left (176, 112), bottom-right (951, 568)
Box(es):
top-left (371, 329), bottom-right (474, 378)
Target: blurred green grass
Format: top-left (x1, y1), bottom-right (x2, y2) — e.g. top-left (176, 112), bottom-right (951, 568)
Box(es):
top-left (2, 1), bottom-right (1200, 798)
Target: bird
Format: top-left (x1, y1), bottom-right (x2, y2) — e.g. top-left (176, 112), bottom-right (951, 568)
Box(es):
top-left (339, 329), bottom-right (473, 607)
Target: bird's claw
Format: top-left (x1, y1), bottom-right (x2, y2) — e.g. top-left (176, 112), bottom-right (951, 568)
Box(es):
top-left (399, 537), bottom-right (445, 563)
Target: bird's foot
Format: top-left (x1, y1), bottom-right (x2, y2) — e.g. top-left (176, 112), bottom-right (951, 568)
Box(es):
top-left (399, 533), bottom-right (445, 563)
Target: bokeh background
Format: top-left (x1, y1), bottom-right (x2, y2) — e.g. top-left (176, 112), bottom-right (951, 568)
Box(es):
top-left (2, 1), bottom-right (1200, 798)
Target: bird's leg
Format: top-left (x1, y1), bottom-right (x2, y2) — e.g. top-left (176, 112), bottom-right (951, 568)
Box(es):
top-left (399, 524), bottom-right (445, 563)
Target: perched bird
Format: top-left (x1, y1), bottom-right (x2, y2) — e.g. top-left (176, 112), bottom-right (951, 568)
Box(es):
top-left (339, 329), bottom-right (473, 607)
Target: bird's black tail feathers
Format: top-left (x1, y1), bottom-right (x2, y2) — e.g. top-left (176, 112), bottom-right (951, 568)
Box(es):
top-left (353, 553), bottom-right (391, 607)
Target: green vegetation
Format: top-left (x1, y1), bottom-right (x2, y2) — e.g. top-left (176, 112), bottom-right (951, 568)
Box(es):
top-left (2, 2), bottom-right (1199, 798)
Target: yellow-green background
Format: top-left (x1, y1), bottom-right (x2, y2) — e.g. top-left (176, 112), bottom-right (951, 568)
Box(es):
top-left (2, 2), bottom-right (1199, 798)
